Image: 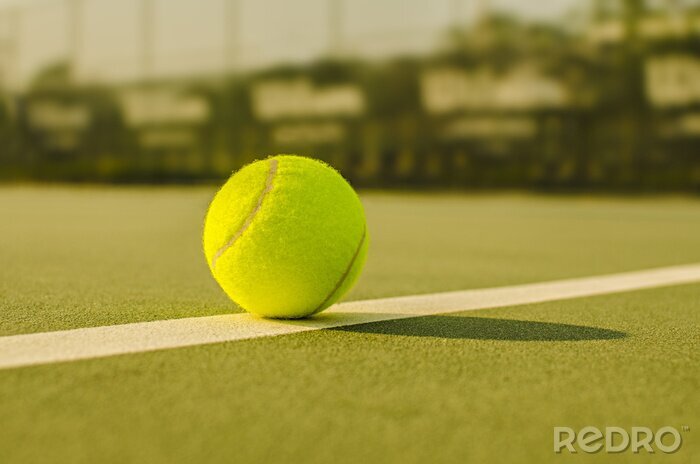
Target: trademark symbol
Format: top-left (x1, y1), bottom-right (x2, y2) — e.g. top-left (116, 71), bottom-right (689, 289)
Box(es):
top-left (682, 426), bottom-right (690, 432)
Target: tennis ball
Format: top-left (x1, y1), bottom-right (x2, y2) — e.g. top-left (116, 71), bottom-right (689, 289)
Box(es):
top-left (203, 155), bottom-right (368, 319)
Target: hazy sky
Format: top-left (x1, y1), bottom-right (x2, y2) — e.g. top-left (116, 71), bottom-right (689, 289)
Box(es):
top-left (0, 0), bottom-right (582, 87)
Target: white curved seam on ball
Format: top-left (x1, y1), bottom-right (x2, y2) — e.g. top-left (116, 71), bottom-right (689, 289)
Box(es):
top-left (211, 158), bottom-right (279, 270)
top-left (311, 226), bottom-right (367, 314)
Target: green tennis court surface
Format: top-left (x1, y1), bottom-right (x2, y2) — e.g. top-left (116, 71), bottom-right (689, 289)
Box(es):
top-left (1, 187), bottom-right (698, 463)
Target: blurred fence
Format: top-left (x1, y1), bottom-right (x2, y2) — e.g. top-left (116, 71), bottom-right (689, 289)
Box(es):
top-left (1, 1), bottom-right (700, 190)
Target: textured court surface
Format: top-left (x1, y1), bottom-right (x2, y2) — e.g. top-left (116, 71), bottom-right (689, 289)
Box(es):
top-left (1, 188), bottom-right (699, 463)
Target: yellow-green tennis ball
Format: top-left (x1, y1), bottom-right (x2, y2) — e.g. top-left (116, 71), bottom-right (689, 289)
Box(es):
top-left (203, 155), bottom-right (368, 319)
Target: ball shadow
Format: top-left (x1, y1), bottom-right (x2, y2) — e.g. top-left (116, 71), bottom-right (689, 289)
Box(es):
top-left (330, 315), bottom-right (627, 341)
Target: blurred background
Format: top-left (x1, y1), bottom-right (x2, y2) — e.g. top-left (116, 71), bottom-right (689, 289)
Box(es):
top-left (0, 0), bottom-right (699, 190)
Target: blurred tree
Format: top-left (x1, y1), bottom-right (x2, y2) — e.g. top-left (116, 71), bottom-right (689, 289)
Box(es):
top-left (29, 62), bottom-right (73, 91)
top-left (364, 58), bottom-right (420, 118)
top-left (0, 94), bottom-right (18, 177)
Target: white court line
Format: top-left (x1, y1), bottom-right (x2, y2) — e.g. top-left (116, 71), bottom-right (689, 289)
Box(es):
top-left (2, 263), bottom-right (700, 371)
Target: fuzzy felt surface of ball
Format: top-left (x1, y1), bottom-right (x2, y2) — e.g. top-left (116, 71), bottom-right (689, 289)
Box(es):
top-left (203, 155), bottom-right (368, 319)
